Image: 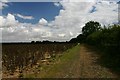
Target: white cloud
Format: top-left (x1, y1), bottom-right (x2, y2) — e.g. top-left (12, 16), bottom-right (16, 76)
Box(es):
top-left (58, 33), bottom-right (65, 37)
top-left (39, 18), bottom-right (48, 25)
top-left (1, 0), bottom-right (119, 42)
top-left (54, 2), bottom-right (61, 7)
top-left (0, 0), bottom-right (8, 10)
top-left (49, 0), bottom-right (118, 40)
top-left (6, 13), bottom-right (18, 26)
top-left (1, 0), bottom-right (8, 2)
top-left (0, 2), bottom-right (8, 10)
top-left (15, 14), bottom-right (34, 20)
top-left (54, 1), bottom-right (118, 27)
top-left (70, 32), bottom-right (73, 36)
top-left (0, 16), bottom-right (5, 26)
top-left (0, 13), bottom-right (18, 27)
top-left (0, 14), bottom-right (52, 42)
top-left (69, 0), bottom-right (96, 2)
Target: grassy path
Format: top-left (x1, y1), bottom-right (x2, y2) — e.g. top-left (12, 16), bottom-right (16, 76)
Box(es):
top-left (25, 44), bottom-right (118, 78)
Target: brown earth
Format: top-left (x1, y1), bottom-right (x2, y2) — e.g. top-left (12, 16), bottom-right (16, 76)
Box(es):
top-left (77, 44), bottom-right (117, 78)
top-left (26, 44), bottom-right (118, 78)
top-left (50, 44), bottom-right (118, 78)
top-left (3, 44), bottom-right (118, 78)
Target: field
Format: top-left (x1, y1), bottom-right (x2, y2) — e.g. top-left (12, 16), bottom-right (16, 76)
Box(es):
top-left (2, 43), bottom-right (76, 78)
top-left (2, 43), bottom-right (119, 78)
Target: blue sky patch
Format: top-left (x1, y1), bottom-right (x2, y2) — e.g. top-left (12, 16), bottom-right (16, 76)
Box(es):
top-left (2, 2), bottom-right (62, 24)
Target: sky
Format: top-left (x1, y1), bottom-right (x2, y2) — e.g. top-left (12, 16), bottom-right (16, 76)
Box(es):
top-left (0, 0), bottom-right (119, 42)
top-left (2, 2), bottom-right (62, 24)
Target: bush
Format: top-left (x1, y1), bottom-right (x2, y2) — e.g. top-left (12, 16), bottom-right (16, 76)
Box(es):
top-left (85, 24), bottom-right (120, 74)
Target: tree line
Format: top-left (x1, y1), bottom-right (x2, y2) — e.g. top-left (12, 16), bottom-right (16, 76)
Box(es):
top-left (70, 21), bottom-right (120, 74)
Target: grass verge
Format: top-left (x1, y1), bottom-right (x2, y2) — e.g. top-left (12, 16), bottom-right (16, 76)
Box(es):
top-left (24, 44), bottom-right (80, 78)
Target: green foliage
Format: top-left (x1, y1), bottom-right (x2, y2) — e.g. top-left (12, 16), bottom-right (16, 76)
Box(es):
top-left (82, 21), bottom-right (101, 37)
top-left (69, 21), bottom-right (101, 43)
top-left (85, 24), bottom-right (120, 73)
top-left (86, 24), bottom-right (120, 47)
top-left (70, 34), bottom-right (85, 43)
top-left (69, 21), bottom-right (120, 74)
top-left (86, 31), bottom-right (102, 45)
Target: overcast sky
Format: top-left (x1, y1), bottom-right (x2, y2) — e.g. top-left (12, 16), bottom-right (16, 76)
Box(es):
top-left (0, 0), bottom-right (119, 42)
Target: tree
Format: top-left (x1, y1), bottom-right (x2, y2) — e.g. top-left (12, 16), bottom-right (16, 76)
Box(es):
top-left (82, 21), bottom-right (101, 37)
top-left (69, 38), bottom-right (78, 43)
top-left (31, 41), bottom-right (35, 43)
top-left (76, 34), bottom-right (85, 42)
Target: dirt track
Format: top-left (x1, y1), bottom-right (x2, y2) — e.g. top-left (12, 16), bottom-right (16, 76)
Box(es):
top-left (77, 44), bottom-right (117, 78)
top-left (38, 44), bottom-right (118, 78)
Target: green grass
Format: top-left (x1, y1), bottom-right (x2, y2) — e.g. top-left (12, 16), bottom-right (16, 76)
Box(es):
top-left (24, 44), bottom-right (80, 78)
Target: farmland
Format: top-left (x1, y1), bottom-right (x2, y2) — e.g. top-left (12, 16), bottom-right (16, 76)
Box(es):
top-left (2, 43), bottom-right (76, 78)
top-left (2, 43), bottom-right (119, 78)
top-left (2, 22), bottom-right (120, 78)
